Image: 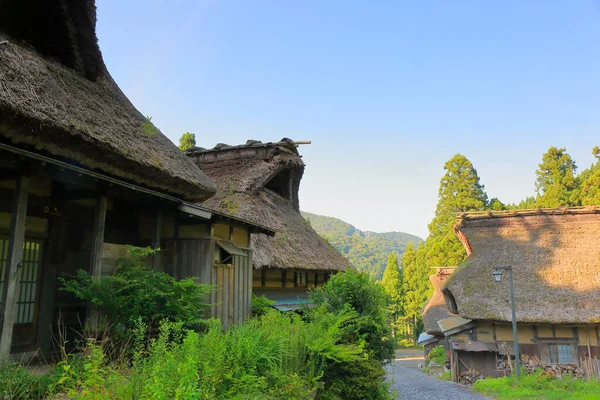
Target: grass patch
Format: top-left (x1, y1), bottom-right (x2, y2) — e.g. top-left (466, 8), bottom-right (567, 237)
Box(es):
top-left (396, 344), bottom-right (424, 350)
top-left (437, 371), bottom-right (451, 381)
top-left (473, 370), bottom-right (600, 400)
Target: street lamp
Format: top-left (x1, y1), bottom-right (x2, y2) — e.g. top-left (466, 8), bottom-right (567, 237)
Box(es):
top-left (492, 266), bottom-right (520, 381)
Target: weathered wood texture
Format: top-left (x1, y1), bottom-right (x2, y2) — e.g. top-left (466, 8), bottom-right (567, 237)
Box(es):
top-left (165, 239), bottom-right (252, 327)
top-left (87, 196), bottom-right (107, 331)
top-left (0, 176), bottom-right (29, 361)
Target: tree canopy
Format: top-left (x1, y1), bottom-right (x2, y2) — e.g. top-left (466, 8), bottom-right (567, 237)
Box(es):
top-left (534, 146), bottom-right (578, 208)
top-left (426, 153), bottom-right (487, 267)
top-left (381, 252), bottom-right (403, 320)
top-left (178, 132), bottom-right (196, 151)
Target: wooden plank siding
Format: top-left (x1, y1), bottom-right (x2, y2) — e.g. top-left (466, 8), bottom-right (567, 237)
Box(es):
top-left (166, 239), bottom-right (253, 327)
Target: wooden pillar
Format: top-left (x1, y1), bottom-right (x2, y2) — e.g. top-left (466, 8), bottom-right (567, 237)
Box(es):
top-left (0, 176), bottom-right (29, 362)
top-left (152, 211), bottom-right (162, 270)
top-left (36, 220), bottom-right (63, 354)
top-left (87, 196), bottom-right (107, 332)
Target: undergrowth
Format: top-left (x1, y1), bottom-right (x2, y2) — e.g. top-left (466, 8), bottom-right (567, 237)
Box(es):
top-left (474, 369), bottom-right (600, 400)
top-left (5, 266), bottom-right (393, 399)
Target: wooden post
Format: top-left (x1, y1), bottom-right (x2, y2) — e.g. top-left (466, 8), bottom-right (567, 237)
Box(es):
top-left (0, 176), bottom-right (29, 362)
top-left (152, 211), bottom-right (162, 270)
top-left (87, 196), bottom-right (107, 332)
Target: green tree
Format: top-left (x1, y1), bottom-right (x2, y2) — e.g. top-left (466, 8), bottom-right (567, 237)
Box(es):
top-left (178, 132), bottom-right (196, 151)
top-left (535, 146), bottom-right (578, 207)
top-left (488, 197), bottom-right (506, 211)
top-left (401, 242), bottom-right (430, 343)
top-left (381, 252), bottom-right (403, 335)
top-left (578, 146), bottom-right (600, 206)
top-left (426, 154), bottom-right (488, 267)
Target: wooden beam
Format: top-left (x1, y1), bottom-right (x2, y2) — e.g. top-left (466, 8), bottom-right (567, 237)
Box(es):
top-left (87, 196), bottom-right (107, 332)
top-left (0, 176), bottom-right (29, 361)
top-left (152, 211), bottom-right (162, 270)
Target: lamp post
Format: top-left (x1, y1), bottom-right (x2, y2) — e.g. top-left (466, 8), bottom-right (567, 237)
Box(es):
top-left (492, 266), bottom-right (520, 381)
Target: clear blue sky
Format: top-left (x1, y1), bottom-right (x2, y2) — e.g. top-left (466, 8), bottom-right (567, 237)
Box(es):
top-left (97, 1), bottom-right (600, 239)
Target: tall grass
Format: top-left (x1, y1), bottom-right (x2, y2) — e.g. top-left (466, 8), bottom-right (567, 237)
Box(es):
top-left (43, 310), bottom-right (375, 399)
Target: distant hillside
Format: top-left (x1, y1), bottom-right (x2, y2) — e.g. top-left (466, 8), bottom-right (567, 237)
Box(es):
top-left (302, 212), bottom-right (423, 280)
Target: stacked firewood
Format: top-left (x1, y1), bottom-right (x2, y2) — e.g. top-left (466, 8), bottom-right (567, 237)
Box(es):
top-left (458, 369), bottom-right (481, 385)
top-left (521, 355), bottom-right (586, 379)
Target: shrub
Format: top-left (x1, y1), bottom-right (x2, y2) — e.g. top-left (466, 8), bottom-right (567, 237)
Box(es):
top-left (60, 246), bottom-right (213, 335)
top-left (427, 345), bottom-right (446, 365)
top-left (307, 270), bottom-right (395, 399)
top-left (309, 270), bottom-right (395, 363)
top-left (252, 294), bottom-right (275, 317)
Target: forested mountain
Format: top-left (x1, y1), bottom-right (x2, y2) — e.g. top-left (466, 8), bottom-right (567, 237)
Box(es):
top-left (301, 212), bottom-right (423, 279)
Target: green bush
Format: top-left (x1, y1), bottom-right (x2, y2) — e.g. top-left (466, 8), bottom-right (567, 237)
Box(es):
top-left (309, 270), bottom-right (395, 363)
top-left (307, 270), bottom-right (395, 399)
top-left (252, 294), bottom-right (275, 317)
top-left (60, 246), bottom-right (213, 335)
top-left (474, 369), bottom-right (600, 400)
top-left (427, 345), bottom-right (446, 365)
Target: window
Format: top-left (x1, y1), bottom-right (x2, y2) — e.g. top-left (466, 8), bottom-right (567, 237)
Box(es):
top-left (0, 239), bottom-right (42, 324)
top-left (296, 271), bottom-right (307, 286)
top-left (549, 343), bottom-right (574, 364)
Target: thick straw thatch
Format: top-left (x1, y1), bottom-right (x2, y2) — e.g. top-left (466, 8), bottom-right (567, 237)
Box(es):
top-left (187, 139), bottom-right (352, 271)
top-left (0, 1), bottom-right (215, 201)
top-left (444, 207), bottom-right (600, 324)
top-left (421, 268), bottom-right (456, 336)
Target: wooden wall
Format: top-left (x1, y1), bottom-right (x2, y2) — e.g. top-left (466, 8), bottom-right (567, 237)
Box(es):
top-left (252, 269), bottom-right (329, 289)
top-left (166, 239), bottom-right (253, 327)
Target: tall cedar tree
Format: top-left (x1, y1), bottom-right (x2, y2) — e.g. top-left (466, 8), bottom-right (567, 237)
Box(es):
top-left (381, 252), bottom-right (403, 330)
top-left (578, 146), bottom-right (600, 206)
top-left (535, 146), bottom-right (578, 207)
top-left (178, 132), bottom-right (196, 151)
top-left (426, 154), bottom-right (488, 267)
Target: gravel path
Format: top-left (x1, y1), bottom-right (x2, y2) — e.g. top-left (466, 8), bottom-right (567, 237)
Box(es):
top-left (385, 349), bottom-right (489, 400)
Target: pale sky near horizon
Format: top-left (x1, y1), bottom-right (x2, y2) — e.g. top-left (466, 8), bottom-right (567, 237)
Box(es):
top-left (96, 1), bottom-right (600, 239)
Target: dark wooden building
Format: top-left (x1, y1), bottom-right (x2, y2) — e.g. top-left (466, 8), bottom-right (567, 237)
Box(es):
top-left (186, 139), bottom-right (353, 309)
top-left (0, 0), bottom-right (272, 361)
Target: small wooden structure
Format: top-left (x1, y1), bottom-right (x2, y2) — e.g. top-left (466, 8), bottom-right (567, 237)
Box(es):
top-left (437, 208), bottom-right (600, 381)
top-left (186, 139), bottom-right (353, 307)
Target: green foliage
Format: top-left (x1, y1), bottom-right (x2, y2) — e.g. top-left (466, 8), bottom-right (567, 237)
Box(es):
top-left (308, 270), bottom-right (394, 399)
top-left (309, 270), bottom-right (394, 364)
top-left (426, 345), bottom-right (446, 365)
top-left (438, 371), bottom-right (451, 380)
top-left (381, 252), bottom-right (403, 335)
top-left (302, 211), bottom-right (423, 280)
top-left (46, 309), bottom-right (391, 400)
top-left (60, 246), bottom-right (213, 334)
top-left (252, 294), bottom-right (275, 317)
top-left (178, 132), bottom-right (196, 151)
top-left (141, 116), bottom-right (159, 137)
top-left (488, 197), bottom-right (507, 211)
top-left (427, 153), bottom-right (487, 267)
top-left (0, 362), bottom-right (56, 399)
top-left (473, 369), bottom-right (600, 400)
top-left (535, 146), bottom-right (578, 207)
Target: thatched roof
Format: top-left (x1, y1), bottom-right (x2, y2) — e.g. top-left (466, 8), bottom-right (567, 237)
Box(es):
top-left (444, 207), bottom-right (600, 324)
top-left (421, 268), bottom-right (456, 336)
top-left (0, 1), bottom-right (215, 201)
top-left (186, 139), bottom-right (352, 271)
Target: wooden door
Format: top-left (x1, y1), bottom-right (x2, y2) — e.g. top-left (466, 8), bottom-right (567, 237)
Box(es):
top-left (0, 238), bottom-right (44, 352)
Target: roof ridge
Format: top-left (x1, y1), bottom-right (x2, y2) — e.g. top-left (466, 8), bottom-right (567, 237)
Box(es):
top-left (456, 206), bottom-right (600, 220)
